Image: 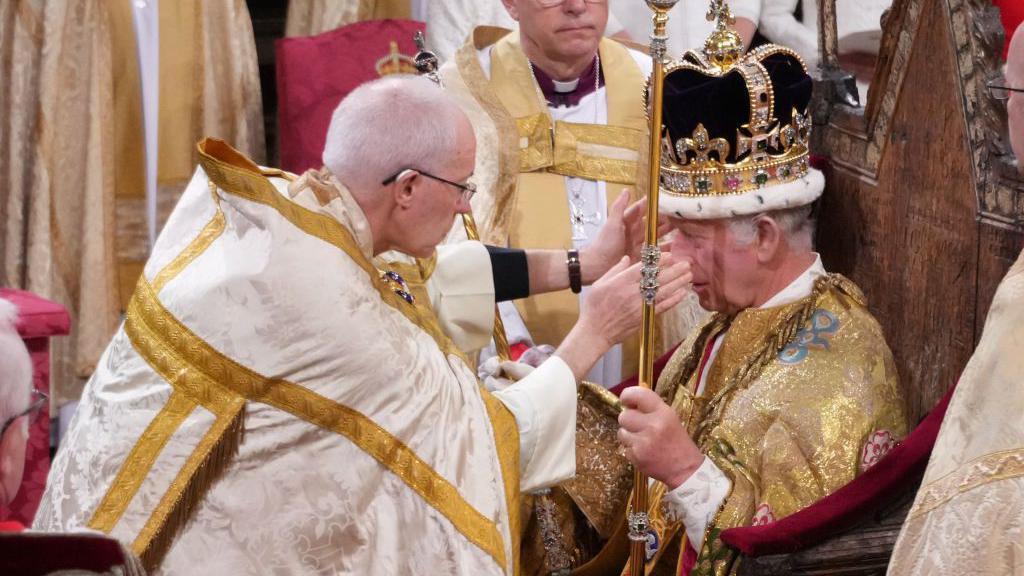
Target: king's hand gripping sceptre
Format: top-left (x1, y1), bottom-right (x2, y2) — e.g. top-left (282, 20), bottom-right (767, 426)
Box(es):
top-left (629, 1), bottom-right (679, 573)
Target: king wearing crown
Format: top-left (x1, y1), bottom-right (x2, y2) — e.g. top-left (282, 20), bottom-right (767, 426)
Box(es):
top-left (612, 3), bottom-right (909, 574)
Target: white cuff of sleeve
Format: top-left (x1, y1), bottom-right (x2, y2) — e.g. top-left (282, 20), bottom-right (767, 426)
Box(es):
top-left (427, 241), bottom-right (495, 353)
top-left (662, 457), bottom-right (732, 549)
top-left (493, 356), bottom-right (577, 493)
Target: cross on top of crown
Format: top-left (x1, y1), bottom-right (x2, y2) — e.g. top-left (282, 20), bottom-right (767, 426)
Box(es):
top-left (706, 0), bottom-right (735, 29)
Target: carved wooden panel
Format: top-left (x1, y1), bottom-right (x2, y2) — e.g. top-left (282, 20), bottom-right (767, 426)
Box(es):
top-left (814, 0), bottom-right (1024, 424)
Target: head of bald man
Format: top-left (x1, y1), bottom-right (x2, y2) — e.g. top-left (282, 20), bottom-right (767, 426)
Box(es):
top-left (1006, 22), bottom-right (1024, 170)
top-left (322, 76), bottom-right (477, 258)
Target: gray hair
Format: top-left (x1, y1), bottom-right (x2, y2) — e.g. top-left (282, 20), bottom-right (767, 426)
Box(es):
top-left (321, 75), bottom-right (468, 192)
top-left (0, 299), bottom-right (31, 432)
top-left (728, 205), bottom-right (815, 252)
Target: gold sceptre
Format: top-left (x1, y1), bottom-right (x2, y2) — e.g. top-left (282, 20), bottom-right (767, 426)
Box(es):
top-left (629, 3), bottom-right (742, 571)
top-left (412, 32), bottom-right (512, 362)
top-left (628, 1), bottom-right (679, 573)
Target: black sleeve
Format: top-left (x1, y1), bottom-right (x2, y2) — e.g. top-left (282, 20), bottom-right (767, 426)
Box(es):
top-left (485, 245), bottom-right (530, 302)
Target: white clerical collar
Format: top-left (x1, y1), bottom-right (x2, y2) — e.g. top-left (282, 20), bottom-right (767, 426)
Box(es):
top-left (759, 253), bottom-right (826, 309)
top-left (552, 78), bottom-right (579, 93)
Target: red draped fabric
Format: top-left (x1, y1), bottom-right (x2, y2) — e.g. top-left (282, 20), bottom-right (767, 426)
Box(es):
top-left (276, 19), bottom-right (425, 174)
top-left (0, 289), bottom-right (70, 527)
top-left (995, 0), bottom-right (1024, 60)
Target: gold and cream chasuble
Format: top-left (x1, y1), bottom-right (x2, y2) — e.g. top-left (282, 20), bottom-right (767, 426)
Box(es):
top-left (441, 30), bottom-right (698, 385)
top-left (34, 140), bottom-right (578, 576)
top-left (888, 248), bottom-right (1024, 575)
top-left (642, 271), bottom-right (908, 575)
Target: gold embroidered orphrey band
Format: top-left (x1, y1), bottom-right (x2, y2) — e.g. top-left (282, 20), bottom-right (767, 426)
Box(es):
top-left (515, 113), bottom-right (643, 184)
top-left (88, 140), bottom-right (517, 572)
top-left (908, 448), bottom-right (1024, 520)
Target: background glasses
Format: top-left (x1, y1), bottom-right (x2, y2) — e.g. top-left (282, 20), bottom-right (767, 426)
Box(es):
top-left (0, 388), bottom-right (47, 438)
top-left (987, 82), bottom-right (1024, 100)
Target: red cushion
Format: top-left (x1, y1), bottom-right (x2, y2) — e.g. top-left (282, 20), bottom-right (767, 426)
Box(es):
top-left (719, 383), bottom-right (957, 556)
top-left (0, 289), bottom-right (70, 339)
top-left (0, 289), bottom-right (68, 527)
top-left (275, 19), bottom-right (425, 174)
top-left (0, 532), bottom-right (141, 575)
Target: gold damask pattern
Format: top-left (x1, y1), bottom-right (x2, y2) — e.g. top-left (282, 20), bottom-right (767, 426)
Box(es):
top-left (513, 107), bottom-right (644, 185)
top-left (481, 392), bottom-right (522, 576)
top-left (196, 139), bottom-right (471, 369)
top-left (124, 261), bottom-right (509, 570)
top-left (92, 139), bottom-right (518, 572)
top-left (150, 183), bottom-right (226, 294)
top-left (132, 399), bottom-right (246, 568)
top-left (909, 448), bottom-right (1024, 520)
top-left (650, 275), bottom-right (907, 576)
top-left (88, 392), bottom-right (197, 534)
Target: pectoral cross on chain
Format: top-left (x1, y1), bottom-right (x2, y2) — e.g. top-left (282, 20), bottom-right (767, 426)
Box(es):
top-left (570, 197), bottom-right (601, 241)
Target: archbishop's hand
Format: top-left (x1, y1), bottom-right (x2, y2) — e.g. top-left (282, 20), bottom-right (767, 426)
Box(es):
top-left (578, 253), bottom-right (690, 348)
top-left (580, 192), bottom-right (672, 283)
top-left (554, 253), bottom-right (690, 381)
top-left (617, 386), bottom-right (704, 490)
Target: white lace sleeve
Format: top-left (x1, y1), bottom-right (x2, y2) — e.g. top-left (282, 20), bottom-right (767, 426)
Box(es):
top-left (661, 457), bottom-right (732, 547)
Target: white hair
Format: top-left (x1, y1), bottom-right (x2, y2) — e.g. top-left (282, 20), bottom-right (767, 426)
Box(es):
top-left (321, 75), bottom-right (469, 192)
top-left (0, 299), bottom-right (31, 432)
top-left (728, 205), bottom-right (816, 252)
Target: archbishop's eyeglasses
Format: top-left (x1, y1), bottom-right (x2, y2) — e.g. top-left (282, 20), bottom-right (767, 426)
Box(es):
top-left (0, 388), bottom-right (47, 438)
top-left (382, 169), bottom-right (477, 203)
top-left (987, 81), bottom-right (1024, 100)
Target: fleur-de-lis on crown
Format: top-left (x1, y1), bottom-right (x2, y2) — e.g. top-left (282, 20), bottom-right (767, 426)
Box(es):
top-left (675, 123), bottom-right (730, 166)
top-left (780, 109), bottom-right (811, 150)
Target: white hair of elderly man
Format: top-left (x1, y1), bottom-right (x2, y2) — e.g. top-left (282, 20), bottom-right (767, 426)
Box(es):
top-left (728, 205), bottom-right (816, 252)
top-left (0, 298), bottom-right (32, 506)
top-left (321, 75), bottom-right (467, 193)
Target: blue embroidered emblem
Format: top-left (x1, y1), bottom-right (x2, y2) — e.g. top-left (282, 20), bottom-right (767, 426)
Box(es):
top-left (644, 529), bottom-right (659, 562)
top-left (778, 309), bottom-right (839, 364)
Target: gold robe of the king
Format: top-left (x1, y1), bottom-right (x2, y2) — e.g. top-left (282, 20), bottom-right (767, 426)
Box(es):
top-left (642, 274), bottom-right (908, 575)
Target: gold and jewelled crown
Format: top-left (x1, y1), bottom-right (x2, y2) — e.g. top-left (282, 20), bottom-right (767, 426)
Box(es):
top-left (375, 41), bottom-right (418, 77)
top-left (654, 0), bottom-right (823, 219)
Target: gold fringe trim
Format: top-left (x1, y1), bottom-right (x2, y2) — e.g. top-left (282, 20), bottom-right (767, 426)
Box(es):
top-left (88, 392), bottom-right (198, 533)
top-left (126, 275), bottom-right (509, 570)
top-left (134, 399), bottom-right (246, 571)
